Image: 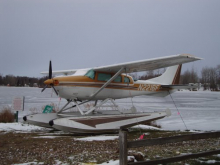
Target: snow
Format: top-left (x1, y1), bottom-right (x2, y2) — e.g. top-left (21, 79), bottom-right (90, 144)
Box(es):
top-left (33, 136), bottom-right (67, 139)
top-left (97, 156), bottom-right (137, 165)
top-left (75, 135), bottom-right (118, 141)
top-left (13, 160), bottom-right (68, 165)
top-left (1, 87), bottom-right (220, 131)
top-left (197, 159), bottom-right (220, 164)
top-left (1, 88), bottom-right (219, 165)
top-left (206, 160), bottom-right (217, 164)
top-left (131, 124), bottom-right (160, 130)
top-left (0, 122), bottom-right (50, 132)
top-left (96, 160), bottom-right (119, 165)
top-left (13, 159), bottom-right (127, 165)
top-left (13, 162), bottom-right (44, 165)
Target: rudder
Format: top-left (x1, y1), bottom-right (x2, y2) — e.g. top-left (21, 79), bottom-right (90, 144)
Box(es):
top-left (148, 65), bottom-right (182, 85)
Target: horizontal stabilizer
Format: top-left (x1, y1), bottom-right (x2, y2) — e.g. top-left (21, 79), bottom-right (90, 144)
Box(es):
top-left (161, 84), bottom-right (199, 89)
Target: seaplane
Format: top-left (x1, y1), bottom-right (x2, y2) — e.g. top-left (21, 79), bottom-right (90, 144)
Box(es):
top-left (23, 54), bottom-right (201, 133)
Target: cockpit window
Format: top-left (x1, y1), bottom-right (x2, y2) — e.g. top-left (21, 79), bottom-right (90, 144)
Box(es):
top-left (85, 69), bottom-right (95, 79)
top-left (124, 76), bottom-right (130, 83)
top-left (114, 76), bottom-right (122, 83)
top-left (98, 73), bottom-right (112, 81)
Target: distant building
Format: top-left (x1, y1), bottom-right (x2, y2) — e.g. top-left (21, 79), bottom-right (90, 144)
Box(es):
top-left (189, 83), bottom-right (201, 91)
top-left (33, 83), bottom-right (38, 87)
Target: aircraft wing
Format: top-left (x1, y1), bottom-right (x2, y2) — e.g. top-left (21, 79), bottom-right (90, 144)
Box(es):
top-left (41, 54), bottom-right (201, 75)
top-left (93, 54), bottom-right (202, 73)
top-left (41, 69), bottom-right (78, 75)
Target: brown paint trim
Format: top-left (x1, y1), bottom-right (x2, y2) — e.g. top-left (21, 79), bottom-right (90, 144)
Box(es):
top-left (58, 83), bottom-right (139, 90)
top-left (172, 64), bottom-right (182, 85)
top-left (71, 115), bottom-right (150, 128)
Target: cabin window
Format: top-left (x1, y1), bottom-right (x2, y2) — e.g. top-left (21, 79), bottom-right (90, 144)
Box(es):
top-left (114, 76), bottom-right (122, 83)
top-left (98, 73), bottom-right (112, 81)
top-left (124, 76), bottom-right (130, 83)
top-left (85, 69), bottom-right (95, 79)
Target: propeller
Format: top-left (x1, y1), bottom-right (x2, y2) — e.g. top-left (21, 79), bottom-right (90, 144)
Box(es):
top-left (41, 61), bottom-right (58, 95)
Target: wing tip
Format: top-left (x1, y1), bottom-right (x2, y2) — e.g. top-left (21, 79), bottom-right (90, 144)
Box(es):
top-left (179, 54), bottom-right (203, 60)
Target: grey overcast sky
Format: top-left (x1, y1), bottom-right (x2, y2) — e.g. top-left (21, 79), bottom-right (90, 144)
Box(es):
top-left (0, 0), bottom-right (220, 77)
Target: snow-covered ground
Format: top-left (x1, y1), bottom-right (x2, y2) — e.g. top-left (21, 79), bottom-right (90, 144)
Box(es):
top-left (0, 123), bottom-right (50, 133)
top-left (1, 87), bottom-right (220, 131)
top-left (0, 122), bottom-right (159, 134)
top-left (13, 159), bottom-right (121, 165)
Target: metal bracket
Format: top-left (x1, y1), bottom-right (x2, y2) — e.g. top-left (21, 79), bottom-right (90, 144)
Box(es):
top-left (73, 99), bottom-right (85, 115)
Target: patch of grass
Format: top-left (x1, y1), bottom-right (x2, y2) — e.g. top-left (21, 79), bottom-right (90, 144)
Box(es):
top-left (29, 102), bottom-right (60, 115)
top-left (0, 107), bottom-right (14, 123)
top-left (0, 130), bottom-right (219, 164)
top-left (41, 102), bottom-right (60, 113)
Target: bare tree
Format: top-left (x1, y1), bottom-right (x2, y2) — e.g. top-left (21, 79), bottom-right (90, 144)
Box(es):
top-left (3, 75), bottom-right (17, 86)
top-left (209, 68), bottom-right (218, 90)
top-left (201, 67), bottom-right (210, 90)
top-left (129, 72), bottom-right (138, 81)
top-left (180, 67), bottom-right (199, 84)
top-left (216, 65), bottom-right (220, 89)
top-left (201, 66), bottom-right (219, 91)
top-left (0, 73), bottom-right (3, 85)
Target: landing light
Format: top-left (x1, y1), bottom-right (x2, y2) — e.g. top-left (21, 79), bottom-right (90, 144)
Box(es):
top-left (54, 80), bottom-right (59, 85)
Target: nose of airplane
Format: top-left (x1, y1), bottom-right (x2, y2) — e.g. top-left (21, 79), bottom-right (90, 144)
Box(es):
top-left (44, 79), bottom-right (54, 85)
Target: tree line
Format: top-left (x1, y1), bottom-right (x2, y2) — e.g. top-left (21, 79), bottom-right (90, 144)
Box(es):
top-left (180, 65), bottom-right (220, 91)
top-left (137, 64), bottom-right (220, 91)
top-left (0, 74), bottom-right (48, 87)
top-left (1, 64), bottom-right (220, 90)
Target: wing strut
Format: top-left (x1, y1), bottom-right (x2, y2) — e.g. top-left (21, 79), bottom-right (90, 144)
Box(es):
top-left (73, 99), bottom-right (85, 115)
top-left (89, 67), bottom-right (125, 100)
top-left (85, 98), bottom-right (113, 115)
top-left (57, 100), bottom-right (91, 114)
top-left (57, 100), bottom-right (72, 113)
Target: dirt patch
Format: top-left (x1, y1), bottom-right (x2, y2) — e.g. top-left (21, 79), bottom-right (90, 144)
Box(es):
top-left (0, 130), bottom-right (220, 165)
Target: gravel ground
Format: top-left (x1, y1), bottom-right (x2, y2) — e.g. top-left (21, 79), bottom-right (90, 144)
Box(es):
top-left (0, 129), bottom-right (220, 165)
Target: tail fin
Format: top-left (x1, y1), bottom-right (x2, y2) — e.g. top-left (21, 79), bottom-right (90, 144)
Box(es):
top-left (148, 65), bottom-right (182, 85)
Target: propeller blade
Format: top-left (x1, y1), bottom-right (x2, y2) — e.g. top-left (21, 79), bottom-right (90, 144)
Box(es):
top-left (49, 60), bottom-right (52, 79)
top-left (42, 61), bottom-right (53, 94)
top-left (41, 85), bottom-right (48, 92)
top-left (51, 86), bottom-right (58, 96)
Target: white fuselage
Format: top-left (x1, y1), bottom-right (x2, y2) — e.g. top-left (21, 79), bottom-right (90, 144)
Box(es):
top-left (54, 80), bottom-right (170, 100)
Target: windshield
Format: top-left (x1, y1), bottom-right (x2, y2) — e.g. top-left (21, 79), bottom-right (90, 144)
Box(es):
top-left (85, 69), bottom-right (95, 79)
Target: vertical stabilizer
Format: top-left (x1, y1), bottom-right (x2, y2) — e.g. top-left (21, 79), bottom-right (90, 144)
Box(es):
top-left (148, 65), bottom-right (182, 85)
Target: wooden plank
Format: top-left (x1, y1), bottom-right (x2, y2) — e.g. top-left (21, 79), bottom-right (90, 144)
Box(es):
top-left (128, 149), bottom-right (220, 165)
top-left (119, 129), bottom-right (128, 165)
top-left (128, 131), bottom-right (220, 148)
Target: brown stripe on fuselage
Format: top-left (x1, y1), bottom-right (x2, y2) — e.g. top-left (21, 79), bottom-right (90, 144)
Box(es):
top-left (71, 115), bottom-right (150, 127)
top-left (58, 82), bottom-right (138, 90)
